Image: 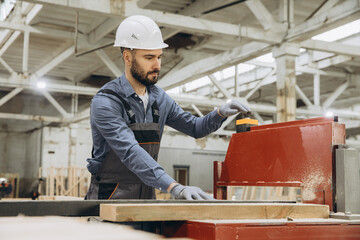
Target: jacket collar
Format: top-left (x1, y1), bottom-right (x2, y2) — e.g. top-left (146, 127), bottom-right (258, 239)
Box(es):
top-left (119, 73), bottom-right (159, 101)
top-left (119, 74), bottom-right (136, 98)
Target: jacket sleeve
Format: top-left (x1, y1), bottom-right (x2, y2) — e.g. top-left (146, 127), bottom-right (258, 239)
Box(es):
top-left (91, 95), bottom-right (175, 192)
top-left (165, 95), bottom-right (226, 138)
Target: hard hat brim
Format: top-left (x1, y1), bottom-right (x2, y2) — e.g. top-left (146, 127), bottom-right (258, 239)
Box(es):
top-left (113, 42), bottom-right (169, 49)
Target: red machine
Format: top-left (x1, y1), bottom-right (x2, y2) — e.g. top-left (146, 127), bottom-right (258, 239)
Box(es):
top-left (167, 117), bottom-right (360, 239)
top-left (214, 116), bottom-right (345, 210)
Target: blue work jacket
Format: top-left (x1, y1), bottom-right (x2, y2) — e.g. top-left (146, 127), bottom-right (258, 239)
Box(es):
top-left (87, 74), bottom-right (225, 192)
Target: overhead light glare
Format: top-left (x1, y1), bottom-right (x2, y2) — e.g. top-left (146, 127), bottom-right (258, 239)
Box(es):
top-left (325, 111), bottom-right (334, 117)
top-left (37, 81), bottom-right (46, 89)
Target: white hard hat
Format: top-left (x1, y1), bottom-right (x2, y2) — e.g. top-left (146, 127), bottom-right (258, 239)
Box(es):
top-left (114, 15), bottom-right (168, 50)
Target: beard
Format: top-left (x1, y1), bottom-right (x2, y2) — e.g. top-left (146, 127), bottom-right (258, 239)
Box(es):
top-left (130, 58), bottom-right (160, 86)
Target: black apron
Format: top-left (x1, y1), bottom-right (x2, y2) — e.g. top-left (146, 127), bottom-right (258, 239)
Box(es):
top-left (85, 89), bottom-right (161, 200)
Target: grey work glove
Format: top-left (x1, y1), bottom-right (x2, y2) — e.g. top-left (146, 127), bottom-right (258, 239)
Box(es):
top-left (218, 99), bottom-right (251, 117)
top-left (170, 184), bottom-right (214, 200)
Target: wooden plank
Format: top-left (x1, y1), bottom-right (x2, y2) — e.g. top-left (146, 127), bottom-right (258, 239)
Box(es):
top-left (100, 203), bottom-right (329, 222)
top-left (38, 196), bottom-right (83, 200)
top-left (0, 216), bottom-right (185, 240)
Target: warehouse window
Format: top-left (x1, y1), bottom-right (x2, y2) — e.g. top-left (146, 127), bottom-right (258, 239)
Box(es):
top-left (173, 165), bottom-right (189, 186)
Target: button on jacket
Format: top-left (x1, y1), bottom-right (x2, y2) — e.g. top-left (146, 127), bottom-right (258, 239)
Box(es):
top-left (87, 74), bottom-right (226, 192)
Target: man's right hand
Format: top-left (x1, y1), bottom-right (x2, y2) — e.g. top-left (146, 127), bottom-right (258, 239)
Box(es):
top-left (170, 183), bottom-right (214, 200)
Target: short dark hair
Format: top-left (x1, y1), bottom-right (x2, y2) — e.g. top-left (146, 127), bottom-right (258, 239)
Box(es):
top-left (120, 47), bottom-right (136, 63)
top-left (39, 178), bottom-right (44, 181)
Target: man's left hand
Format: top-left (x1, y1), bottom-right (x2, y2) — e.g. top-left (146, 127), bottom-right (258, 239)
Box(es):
top-left (218, 99), bottom-right (251, 117)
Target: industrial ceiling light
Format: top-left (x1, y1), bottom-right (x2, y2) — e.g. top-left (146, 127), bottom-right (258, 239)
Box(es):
top-left (36, 81), bottom-right (46, 89)
top-left (326, 111), bottom-right (334, 117)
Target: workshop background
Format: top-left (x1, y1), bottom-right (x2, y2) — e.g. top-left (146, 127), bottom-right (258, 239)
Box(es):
top-left (0, 0), bottom-right (359, 199)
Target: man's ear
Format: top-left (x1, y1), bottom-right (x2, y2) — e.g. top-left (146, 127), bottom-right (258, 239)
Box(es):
top-left (123, 50), bottom-right (132, 66)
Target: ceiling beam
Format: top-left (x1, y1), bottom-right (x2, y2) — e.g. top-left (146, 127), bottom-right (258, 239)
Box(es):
top-left (295, 84), bottom-right (313, 107)
top-left (184, 60), bottom-right (356, 102)
top-left (95, 49), bottom-right (122, 77)
top-left (157, 0), bottom-right (244, 40)
top-left (0, 75), bottom-right (98, 95)
top-left (88, 17), bottom-right (121, 44)
top-left (168, 93), bottom-right (360, 119)
top-left (161, 0), bottom-right (247, 40)
top-left (71, 107), bottom-right (90, 123)
top-left (32, 45), bottom-right (74, 79)
top-left (73, 56), bottom-right (117, 82)
top-left (2, 92), bottom-right (360, 125)
top-left (208, 74), bottom-right (232, 99)
top-left (0, 112), bottom-right (64, 122)
top-left (136, 0), bottom-right (153, 9)
top-left (41, 90), bottom-right (69, 117)
top-left (0, 31), bottom-right (21, 57)
top-left (246, 59), bottom-right (348, 78)
top-left (322, 81), bottom-right (350, 109)
top-left (0, 57), bottom-right (15, 74)
top-left (286, 0), bottom-right (360, 41)
top-left (18, 0), bottom-right (360, 47)
top-left (23, 31), bottom-right (30, 74)
top-left (0, 21), bottom-right (89, 42)
top-left (177, 0), bottom-right (238, 17)
top-left (316, 55), bottom-right (353, 69)
top-left (245, 0), bottom-right (282, 30)
top-left (0, 87), bottom-right (23, 107)
top-left (191, 104), bottom-right (204, 117)
top-left (311, 0), bottom-right (340, 18)
top-left (0, 3), bottom-right (42, 60)
top-left (245, 68), bottom-right (275, 100)
top-left (21, 0), bottom-right (283, 44)
top-left (25, 4), bottom-right (43, 24)
top-left (153, 0), bottom-right (358, 94)
top-left (300, 39), bottom-right (360, 57)
top-left (158, 42), bottom-right (271, 90)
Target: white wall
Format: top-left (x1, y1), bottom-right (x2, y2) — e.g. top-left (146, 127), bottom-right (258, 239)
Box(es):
top-left (0, 130), bottom-right (42, 196)
top-left (41, 122), bottom-right (92, 176)
top-left (0, 132), bottom-right (27, 176)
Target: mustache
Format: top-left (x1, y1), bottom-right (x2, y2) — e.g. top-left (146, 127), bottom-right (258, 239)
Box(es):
top-left (148, 69), bottom-right (160, 74)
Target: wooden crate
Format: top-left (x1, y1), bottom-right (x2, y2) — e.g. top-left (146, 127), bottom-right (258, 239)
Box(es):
top-left (39, 166), bottom-right (91, 198)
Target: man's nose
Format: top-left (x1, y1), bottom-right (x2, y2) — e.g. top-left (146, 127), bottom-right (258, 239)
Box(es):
top-left (153, 58), bottom-right (161, 69)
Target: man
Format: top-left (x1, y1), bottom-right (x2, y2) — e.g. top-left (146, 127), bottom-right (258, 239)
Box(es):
top-left (85, 15), bottom-right (251, 201)
top-left (0, 179), bottom-right (9, 199)
top-left (30, 178), bottom-right (43, 200)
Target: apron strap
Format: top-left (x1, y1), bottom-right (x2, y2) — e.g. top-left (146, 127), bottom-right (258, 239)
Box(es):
top-left (151, 100), bottom-right (159, 124)
top-left (98, 89), bottom-right (136, 124)
top-left (99, 89), bottom-right (159, 124)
